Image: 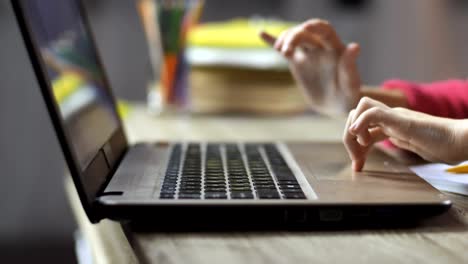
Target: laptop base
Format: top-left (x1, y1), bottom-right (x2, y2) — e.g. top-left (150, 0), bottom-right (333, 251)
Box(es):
top-left (98, 203), bottom-right (449, 232)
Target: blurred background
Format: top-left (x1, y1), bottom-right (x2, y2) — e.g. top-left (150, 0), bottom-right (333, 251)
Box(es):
top-left (1, 0), bottom-right (468, 262)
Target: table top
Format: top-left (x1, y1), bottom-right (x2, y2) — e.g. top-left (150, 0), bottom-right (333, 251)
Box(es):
top-left (66, 106), bottom-right (468, 264)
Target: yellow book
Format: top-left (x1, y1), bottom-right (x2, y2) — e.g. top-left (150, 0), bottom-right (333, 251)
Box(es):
top-left (52, 72), bottom-right (131, 119)
top-left (188, 18), bottom-right (293, 48)
top-left (187, 18), bottom-right (294, 69)
top-left (52, 72), bottom-right (84, 103)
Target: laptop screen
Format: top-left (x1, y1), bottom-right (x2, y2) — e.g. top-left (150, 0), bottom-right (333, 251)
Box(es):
top-left (22, 0), bottom-right (120, 170)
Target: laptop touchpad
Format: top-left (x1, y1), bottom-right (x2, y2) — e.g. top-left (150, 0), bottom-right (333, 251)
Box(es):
top-left (287, 142), bottom-right (415, 182)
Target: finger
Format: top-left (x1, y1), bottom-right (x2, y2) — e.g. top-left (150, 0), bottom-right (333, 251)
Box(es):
top-left (343, 43), bottom-right (360, 62)
top-left (336, 43), bottom-right (361, 112)
top-left (259, 31), bottom-right (276, 47)
top-left (338, 43), bottom-right (361, 75)
top-left (350, 97), bottom-right (387, 131)
top-left (356, 129), bottom-right (371, 146)
top-left (302, 19), bottom-right (345, 52)
top-left (350, 106), bottom-right (394, 137)
top-left (356, 126), bottom-right (387, 147)
top-left (281, 26), bottom-right (324, 57)
top-left (368, 127), bottom-right (388, 144)
top-left (274, 30), bottom-right (289, 51)
top-left (338, 43), bottom-right (361, 93)
top-left (352, 127), bottom-right (388, 171)
top-left (352, 106), bottom-right (414, 147)
top-left (352, 160), bottom-right (365, 172)
top-left (343, 110), bottom-right (367, 171)
top-left (343, 109), bottom-right (355, 138)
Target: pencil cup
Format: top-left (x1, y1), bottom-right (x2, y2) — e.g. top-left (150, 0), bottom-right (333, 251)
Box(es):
top-left (137, 0), bottom-right (203, 114)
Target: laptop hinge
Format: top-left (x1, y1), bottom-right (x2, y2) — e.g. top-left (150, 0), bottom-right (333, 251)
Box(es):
top-left (102, 142), bottom-right (115, 168)
top-left (95, 130), bottom-right (129, 198)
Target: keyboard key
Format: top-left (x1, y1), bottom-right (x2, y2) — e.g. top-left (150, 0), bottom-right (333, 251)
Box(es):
top-left (257, 190), bottom-right (280, 199)
top-left (230, 187), bottom-right (252, 192)
top-left (204, 180), bottom-right (226, 184)
top-left (179, 186), bottom-right (202, 191)
top-left (229, 176), bottom-right (249, 180)
top-left (205, 192), bottom-right (227, 199)
top-left (160, 190), bottom-right (176, 195)
top-left (254, 183), bottom-right (276, 188)
top-left (179, 187), bottom-right (201, 192)
top-left (205, 187), bottom-right (226, 192)
top-left (161, 187), bottom-right (177, 193)
top-left (229, 182), bottom-right (251, 187)
top-left (160, 193), bottom-right (175, 199)
top-left (283, 193), bottom-right (306, 199)
top-left (178, 193), bottom-right (201, 199)
top-left (281, 189), bottom-right (304, 194)
top-left (230, 187), bottom-right (251, 192)
top-left (180, 179), bottom-right (202, 183)
top-left (204, 184), bottom-right (226, 189)
top-left (162, 143), bottom-right (307, 200)
top-left (252, 179), bottom-right (274, 184)
top-left (275, 173), bottom-right (295, 181)
top-left (179, 182), bottom-right (201, 187)
top-left (277, 180), bottom-right (299, 185)
top-left (279, 185), bottom-right (302, 190)
top-left (231, 191), bottom-right (254, 199)
top-left (179, 191), bottom-right (201, 196)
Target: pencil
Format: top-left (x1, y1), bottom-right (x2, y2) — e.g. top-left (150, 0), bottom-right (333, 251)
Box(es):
top-left (445, 164), bottom-right (468, 174)
top-left (157, 0), bottom-right (203, 106)
top-left (160, 54), bottom-right (178, 102)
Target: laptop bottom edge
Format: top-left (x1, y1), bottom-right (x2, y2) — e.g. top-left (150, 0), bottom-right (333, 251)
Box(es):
top-left (97, 203), bottom-right (450, 231)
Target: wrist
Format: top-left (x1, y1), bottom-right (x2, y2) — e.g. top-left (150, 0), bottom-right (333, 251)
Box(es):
top-left (453, 119), bottom-right (468, 162)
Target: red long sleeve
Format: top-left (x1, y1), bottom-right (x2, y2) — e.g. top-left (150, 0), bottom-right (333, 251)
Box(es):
top-left (382, 79), bottom-right (468, 119)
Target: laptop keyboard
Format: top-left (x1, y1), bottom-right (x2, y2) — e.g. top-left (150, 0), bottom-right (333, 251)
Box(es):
top-left (159, 143), bottom-right (306, 200)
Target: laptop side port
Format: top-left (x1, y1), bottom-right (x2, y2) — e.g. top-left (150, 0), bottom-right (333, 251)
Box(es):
top-left (319, 209), bottom-right (343, 222)
top-left (284, 209), bottom-right (308, 224)
top-left (350, 207), bottom-right (371, 218)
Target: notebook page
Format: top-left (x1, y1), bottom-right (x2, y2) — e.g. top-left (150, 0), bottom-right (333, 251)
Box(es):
top-left (410, 162), bottom-right (468, 196)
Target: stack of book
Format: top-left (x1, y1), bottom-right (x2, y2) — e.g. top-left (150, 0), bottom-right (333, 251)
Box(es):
top-left (186, 18), bottom-right (308, 114)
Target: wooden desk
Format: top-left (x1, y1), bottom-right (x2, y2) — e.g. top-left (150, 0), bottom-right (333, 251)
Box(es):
top-left (67, 106), bottom-right (468, 264)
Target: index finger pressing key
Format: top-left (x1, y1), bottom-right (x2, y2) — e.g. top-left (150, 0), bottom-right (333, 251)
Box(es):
top-left (343, 110), bottom-right (366, 171)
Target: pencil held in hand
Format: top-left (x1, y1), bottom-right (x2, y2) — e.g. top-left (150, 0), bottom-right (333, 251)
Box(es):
top-left (259, 31), bottom-right (277, 47)
top-left (259, 20), bottom-right (363, 117)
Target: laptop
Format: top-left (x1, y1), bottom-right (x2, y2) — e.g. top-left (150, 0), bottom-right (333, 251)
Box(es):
top-left (12, 0), bottom-right (451, 229)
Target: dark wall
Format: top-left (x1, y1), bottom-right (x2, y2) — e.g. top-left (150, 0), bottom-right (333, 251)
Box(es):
top-left (0, 1), bottom-right (151, 262)
top-left (0, 1), bottom-right (75, 262)
top-left (0, 1), bottom-right (73, 243)
top-left (83, 0), bottom-right (151, 101)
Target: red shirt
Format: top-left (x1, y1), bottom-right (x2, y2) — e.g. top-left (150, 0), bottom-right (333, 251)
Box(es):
top-left (382, 79), bottom-right (468, 119)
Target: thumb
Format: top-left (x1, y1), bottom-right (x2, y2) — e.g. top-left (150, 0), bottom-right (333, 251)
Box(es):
top-left (338, 43), bottom-right (361, 104)
top-left (343, 43), bottom-right (360, 62)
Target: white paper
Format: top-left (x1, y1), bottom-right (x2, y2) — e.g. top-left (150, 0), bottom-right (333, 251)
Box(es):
top-left (186, 46), bottom-right (288, 70)
top-left (74, 230), bottom-right (93, 264)
top-left (410, 161), bottom-right (468, 196)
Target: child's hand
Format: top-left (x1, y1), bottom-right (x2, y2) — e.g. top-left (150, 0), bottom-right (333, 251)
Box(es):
top-left (344, 97), bottom-right (468, 171)
top-left (260, 19), bottom-right (361, 117)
